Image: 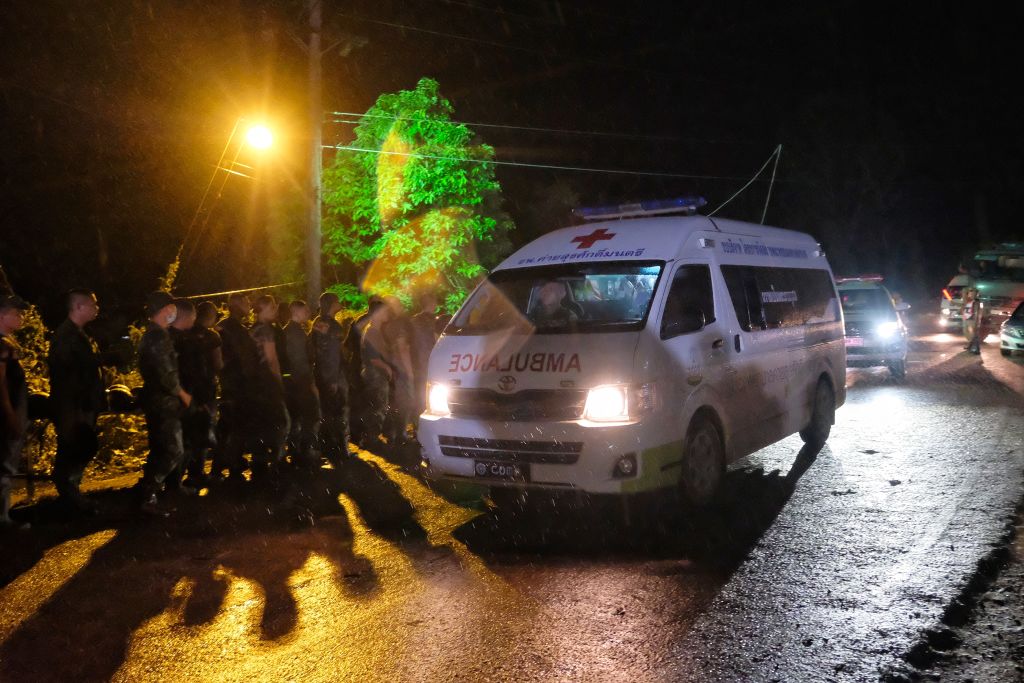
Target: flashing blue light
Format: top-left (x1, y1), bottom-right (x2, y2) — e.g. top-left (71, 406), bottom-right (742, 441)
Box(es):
top-left (573, 196), bottom-right (708, 221)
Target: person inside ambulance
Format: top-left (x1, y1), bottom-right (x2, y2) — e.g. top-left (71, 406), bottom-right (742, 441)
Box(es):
top-left (529, 280), bottom-right (580, 328)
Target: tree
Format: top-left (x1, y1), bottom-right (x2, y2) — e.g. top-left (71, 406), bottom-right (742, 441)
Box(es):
top-left (321, 78), bottom-right (513, 311)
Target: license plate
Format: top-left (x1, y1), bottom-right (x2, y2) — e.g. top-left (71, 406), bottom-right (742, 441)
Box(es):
top-left (845, 337), bottom-right (864, 347)
top-left (474, 460), bottom-right (529, 481)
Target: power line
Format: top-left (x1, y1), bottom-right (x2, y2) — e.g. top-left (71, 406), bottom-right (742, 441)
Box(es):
top-left (328, 111), bottom-right (759, 146)
top-left (325, 143), bottom-right (770, 182)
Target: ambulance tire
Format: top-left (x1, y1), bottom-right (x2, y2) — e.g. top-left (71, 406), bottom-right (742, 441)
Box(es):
top-left (800, 379), bottom-right (834, 449)
top-left (680, 414), bottom-right (725, 508)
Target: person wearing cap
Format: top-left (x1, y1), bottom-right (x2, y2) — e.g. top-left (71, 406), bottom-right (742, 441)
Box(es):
top-left (312, 292), bottom-right (349, 462)
top-left (137, 291), bottom-right (191, 513)
top-left (47, 289), bottom-right (108, 513)
top-left (0, 294), bottom-right (30, 529)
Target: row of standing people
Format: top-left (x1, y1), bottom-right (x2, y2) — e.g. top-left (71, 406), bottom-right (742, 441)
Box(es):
top-left (0, 288), bottom-right (442, 525)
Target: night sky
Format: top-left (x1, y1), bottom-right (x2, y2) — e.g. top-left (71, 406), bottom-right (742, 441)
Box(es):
top-left (2, 1), bottom-right (1023, 325)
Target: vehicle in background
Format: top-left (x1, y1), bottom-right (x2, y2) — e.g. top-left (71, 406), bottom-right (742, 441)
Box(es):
top-left (837, 275), bottom-right (910, 379)
top-left (999, 301), bottom-right (1024, 356)
top-left (419, 197), bottom-right (846, 509)
top-left (940, 273), bottom-right (969, 328)
top-left (964, 244), bottom-right (1024, 340)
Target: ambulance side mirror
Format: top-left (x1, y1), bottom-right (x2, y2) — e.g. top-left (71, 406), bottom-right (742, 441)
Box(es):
top-left (662, 306), bottom-right (706, 339)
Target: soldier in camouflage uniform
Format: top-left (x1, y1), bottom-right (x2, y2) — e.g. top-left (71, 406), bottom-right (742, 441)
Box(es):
top-left (138, 291), bottom-right (191, 513)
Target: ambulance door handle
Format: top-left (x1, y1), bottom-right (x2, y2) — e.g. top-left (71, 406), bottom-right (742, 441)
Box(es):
top-left (712, 338), bottom-right (724, 350)
top-left (733, 334), bottom-right (742, 353)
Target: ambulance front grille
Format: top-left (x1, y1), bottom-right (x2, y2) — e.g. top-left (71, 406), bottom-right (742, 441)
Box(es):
top-left (447, 388), bottom-right (587, 421)
top-left (438, 435), bottom-right (583, 464)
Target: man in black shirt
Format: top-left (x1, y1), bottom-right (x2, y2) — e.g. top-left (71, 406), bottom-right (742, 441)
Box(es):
top-left (312, 292), bottom-right (349, 461)
top-left (138, 291), bottom-right (191, 513)
top-left (48, 289), bottom-right (109, 512)
top-left (282, 300), bottom-right (320, 465)
top-left (0, 294), bottom-right (29, 529)
top-left (170, 299), bottom-right (222, 488)
top-left (214, 293), bottom-right (259, 480)
top-left (250, 294), bottom-right (289, 479)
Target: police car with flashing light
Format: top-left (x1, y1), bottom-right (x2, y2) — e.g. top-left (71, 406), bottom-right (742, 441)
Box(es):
top-left (418, 197), bottom-right (847, 509)
top-left (836, 276), bottom-right (909, 379)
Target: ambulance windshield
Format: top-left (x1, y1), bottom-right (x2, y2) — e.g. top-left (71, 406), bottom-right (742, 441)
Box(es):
top-left (448, 262), bottom-right (664, 335)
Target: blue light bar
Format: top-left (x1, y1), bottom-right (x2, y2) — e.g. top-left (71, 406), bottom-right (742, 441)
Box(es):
top-left (573, 196), bottom-right (708, 221)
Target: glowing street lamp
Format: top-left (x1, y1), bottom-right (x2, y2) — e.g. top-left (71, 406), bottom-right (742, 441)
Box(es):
top-left (245, 124), bottom-right (273, 150)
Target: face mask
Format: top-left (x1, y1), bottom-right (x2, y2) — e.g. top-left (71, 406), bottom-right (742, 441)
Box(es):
top-left (166, 310), bottom-right (177, 325)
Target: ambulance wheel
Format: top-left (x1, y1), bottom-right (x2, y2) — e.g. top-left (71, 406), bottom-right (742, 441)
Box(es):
top-left (800, 379), bottom-right (834, 449)
top-left (680, 414), bottom-right (724, 508)
top-left (889, 360), bottom-right (906, 380)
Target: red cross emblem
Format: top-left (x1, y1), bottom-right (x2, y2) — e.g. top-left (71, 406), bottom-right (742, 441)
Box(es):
top-left (571, 228), bottom-right (616, 250)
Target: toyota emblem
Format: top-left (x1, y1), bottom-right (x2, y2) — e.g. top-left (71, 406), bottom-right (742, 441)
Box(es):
top-left (497, 375), bottom-right (517, 392)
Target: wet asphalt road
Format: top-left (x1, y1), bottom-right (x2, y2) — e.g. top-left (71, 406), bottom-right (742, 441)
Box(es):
top-left (1, 319), bottom-right (1023, 682)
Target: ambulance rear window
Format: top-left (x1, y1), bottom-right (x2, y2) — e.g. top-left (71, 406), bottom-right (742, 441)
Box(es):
top-left (448, 262), bottom-right (664, 335)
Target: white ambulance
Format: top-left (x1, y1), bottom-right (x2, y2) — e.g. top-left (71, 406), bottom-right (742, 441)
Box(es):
top-left (418, 198), bottom-right (846, 506)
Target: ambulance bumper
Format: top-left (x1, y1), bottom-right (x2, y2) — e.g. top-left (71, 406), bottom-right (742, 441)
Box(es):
top-left (417, 414), bottom-right (682, 495)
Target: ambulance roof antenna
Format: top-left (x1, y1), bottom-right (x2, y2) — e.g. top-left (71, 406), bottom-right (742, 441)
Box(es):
top-left (707, 144), bottom-right (782, 222)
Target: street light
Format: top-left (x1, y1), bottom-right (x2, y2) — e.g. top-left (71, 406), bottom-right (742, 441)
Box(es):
top-left (245, 124), bottom-right (273, 150)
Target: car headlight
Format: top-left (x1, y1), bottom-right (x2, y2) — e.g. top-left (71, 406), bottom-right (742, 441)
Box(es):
top-left (426, 382), bottom-right (451, 416)
top-left (875, 321), bottom-right (900, 339)
top-left (582, 383), bottom-right (657, 423)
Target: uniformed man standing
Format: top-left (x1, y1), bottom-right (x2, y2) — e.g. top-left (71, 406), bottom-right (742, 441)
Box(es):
top-left (170, 299), bottom-right (222, 488)
top-left (250, 294), bottom-right (290, 480)
top-left (48, 289), bottom-right (107, 512)
top-left (215, 293), bottom-right (259, 481)
top-left (359, 300), bottom-right (394, 449)
top-left (409, 290), bottom-right (440, 422)
top-left (312, 292), bottom-right (349, 462)
top-left (282, 300), bottom-right (320, 465)
top-left (381, 296), bottom-right (415, 446)
top-left (138, 291), bottom-right (191, 513)
top-left (0, 294), bottom-right (29, 529)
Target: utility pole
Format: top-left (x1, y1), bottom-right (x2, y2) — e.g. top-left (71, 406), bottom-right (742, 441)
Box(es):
top-left (307, 0), bottom-right (322, 303)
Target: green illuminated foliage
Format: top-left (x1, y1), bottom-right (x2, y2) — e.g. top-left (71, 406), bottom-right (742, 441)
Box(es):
top-left (322, 78), bottom-right (512, 310)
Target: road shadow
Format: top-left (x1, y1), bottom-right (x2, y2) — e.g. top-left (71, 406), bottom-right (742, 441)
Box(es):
top-left (0, 462), bottom-right (396, 682)
top-left (452, 443), bottom-right (822, 571)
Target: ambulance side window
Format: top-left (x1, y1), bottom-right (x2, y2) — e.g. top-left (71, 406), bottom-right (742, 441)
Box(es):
top-left (660, 265), bottom-right (714, 339)
top-left (722, 266), bottom-right (766, 331)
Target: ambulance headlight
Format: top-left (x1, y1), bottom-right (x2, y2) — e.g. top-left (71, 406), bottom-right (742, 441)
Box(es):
top-left (582, 383), bottom-right (657, 423)
top-left (583, 385), bottom-right (629, 422)
top-left (875, 321), bottom-right (900, 339)
top-left (426, 383), bottom-right (451, 416)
